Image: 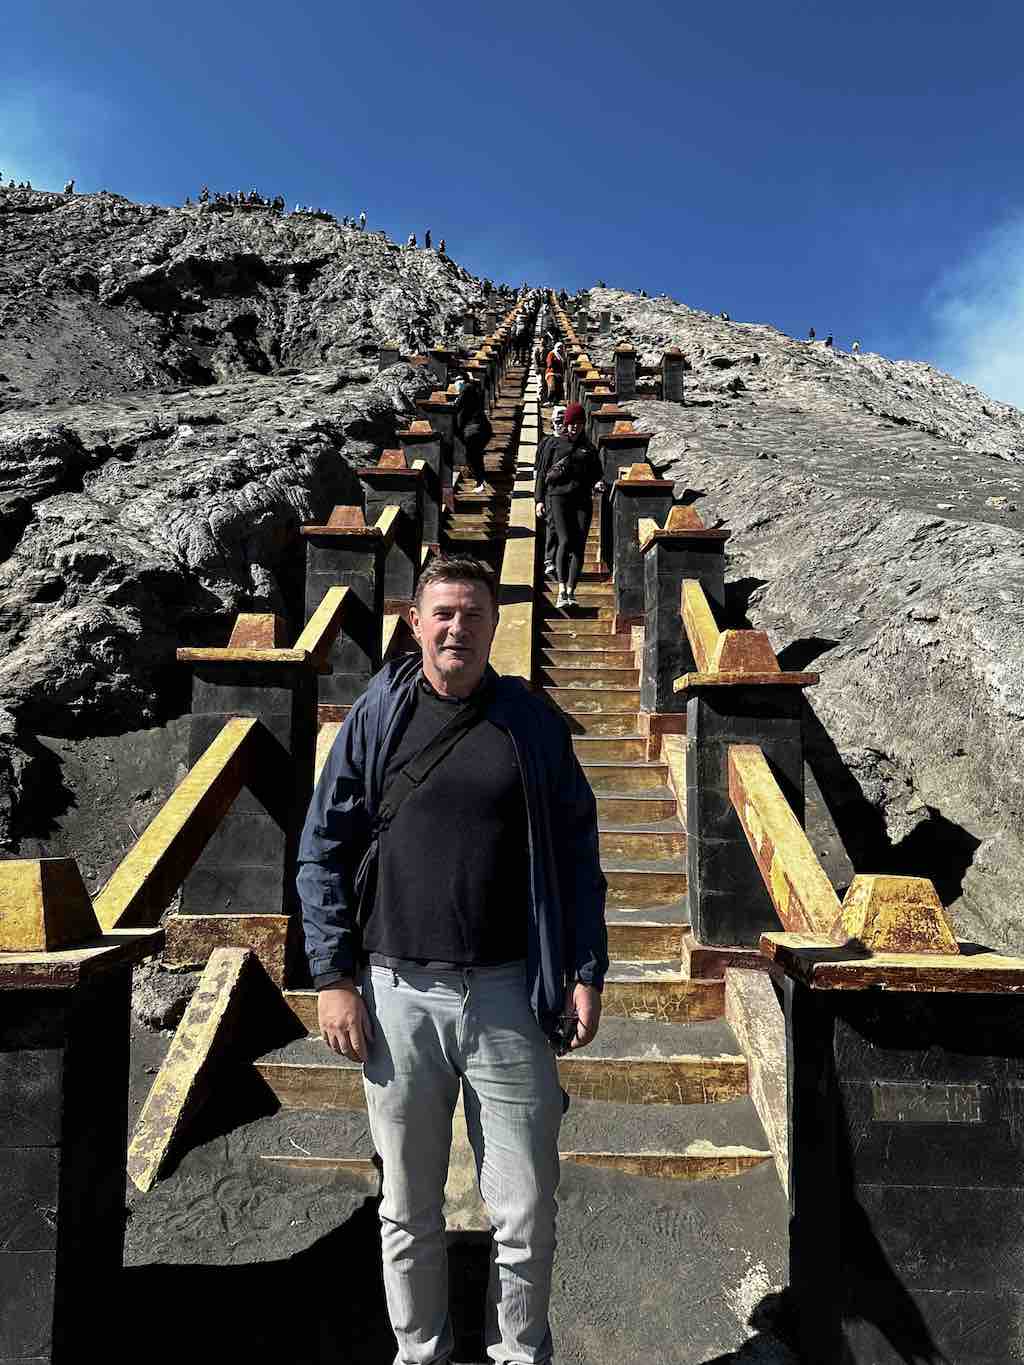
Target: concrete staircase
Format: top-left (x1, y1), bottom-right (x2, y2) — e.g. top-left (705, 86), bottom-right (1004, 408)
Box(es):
top-left (247, 478), bottom-right (776, 1215)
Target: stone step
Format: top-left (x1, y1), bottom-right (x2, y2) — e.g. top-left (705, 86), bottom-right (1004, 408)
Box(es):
top-left (255, 1023), bottom-right (743, 1111)
top-left (539, 603), bottom-right (615, 621)
top-left (544, 686), bottom-right (641, 712)
top-left (606, 917), bottom-right (688, 961)
top-left (542, 584), bottom-right (613, 602)
top-left (599, 825), bottom-right (686, 861)
top-left (542, 648), bottom-right (636, 668)
top-left (561, 712), bottom-right (640, 737)
top-left (573, 734), bottom-right (648, 761)
top-left (596, 793), bottom-right (677, 823)
top-left (541, 667), bottom-right (639, 689)
top-left (540, 620), bottom-right (622, 638)
top-left (579, 757), bottom-right (669, 788)
top-left (602, 962), bottom-right (724, 1022)
top-left (603, 864), bottom-right (687, 909)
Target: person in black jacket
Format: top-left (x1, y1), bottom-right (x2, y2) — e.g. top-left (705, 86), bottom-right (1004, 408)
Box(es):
top-left (535, 405), bottom-right (565, 576)
top-left (541, 402), bottom-right (603, 609)
top-left (455, 368), bottom-right (491, 492)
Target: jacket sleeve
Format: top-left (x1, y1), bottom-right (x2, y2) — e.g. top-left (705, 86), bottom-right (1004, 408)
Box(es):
top-left (534, 436), bottom-right (552, 502)
top-left (295, 697), bottom-right (372, 981)
top-left (556, 727), bottom-right (609, 989)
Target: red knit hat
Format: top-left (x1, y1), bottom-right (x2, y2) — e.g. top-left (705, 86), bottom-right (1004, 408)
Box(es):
top-left (563, 402), bottom-right (585, 428)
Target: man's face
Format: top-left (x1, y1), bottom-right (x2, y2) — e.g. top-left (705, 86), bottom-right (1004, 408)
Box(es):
top-left (410, 579), bottom-right (498, 695)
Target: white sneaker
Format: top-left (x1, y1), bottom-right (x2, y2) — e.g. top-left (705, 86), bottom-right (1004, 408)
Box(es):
top-left (567, 592), bottom-right (578, 608)
top-left (555, 589), bottom-right (570, 609)
top-left (473, 482), bottom-right (487, 494)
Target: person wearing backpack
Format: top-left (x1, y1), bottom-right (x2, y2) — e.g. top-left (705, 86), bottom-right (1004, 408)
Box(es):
top-left (298, 553), bottom-right (607, 1365)
top-left (542, 402), bottom-right (603, 609)
top-left (454, 367), bottom-right (492, 493)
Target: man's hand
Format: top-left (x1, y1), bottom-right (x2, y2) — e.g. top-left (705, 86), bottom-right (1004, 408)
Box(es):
top-left (318, 981), bottom-right (374, 1062)
top-left (536, 501), bottom-right (546, 518)
top-left (563, 982), bottom-right (602, 1051)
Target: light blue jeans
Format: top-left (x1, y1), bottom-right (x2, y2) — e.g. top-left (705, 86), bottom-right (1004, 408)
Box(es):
top-left (362, 960), bottom-right (564, 1365)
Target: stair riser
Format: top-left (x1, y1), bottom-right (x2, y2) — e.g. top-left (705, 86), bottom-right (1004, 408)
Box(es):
top-left (559, 1152), bottom-right (770, 1181)
top-left (541, 621), bottom-right (620, 637)
top-left (545, 688), bottom-right (641, 711)
top-left (542, 669), bottom-right (639, 689)
top-left (573, 735), bottom-right (648, 759)
top-left (597, 796), bottom-right (677, 822)
top-left (256, 1062), bottom-right (365, 1110)
top-left (558, 1056), bottom-right (747, 1105)
top-left (602, 978), bottom-right (724, 1022)
top-left (542, 650), bottom-right (636, 668)
top-left (563, 714), bottom-right (640, 737)
top-left (606, 870), bottom-right (687, 907)
top-left (600, 830), bottom-right (687, 861)
top-left (582, 763), bottom-right (667, 790)
top-left (607, 922), bottom-right (688, 961)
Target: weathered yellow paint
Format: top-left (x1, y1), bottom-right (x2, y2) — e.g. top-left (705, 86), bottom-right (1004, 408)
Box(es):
top-left (841, 874), bottom-right (960, 955)
top-left (294, 586), bottom-right (350, 667)
top-left (637, 517), bottom-right (659, 550)
top-left (94, 717), bottom-right (260, 932)
top-left (176, 647), bottom-right (311, 665)
top-left (372, 503), bottom-right (401, 548)
top-left (728, 744), bottom-right (844, 941)
top-left (0, 857), bottom-right (102, 952)
top-left (128, 947), bottom-right (253, 1192)
top-left (760, 931), bottom-right (1024, 993)
top-left (681, 579), bottom-right (720, 673)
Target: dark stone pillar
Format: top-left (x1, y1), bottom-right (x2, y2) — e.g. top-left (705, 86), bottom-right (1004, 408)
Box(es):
top-left (426, 348), bottom-right (454, 385)
top-left (358, 450), bottom-right (424, 604)
top-left (781, 973), bottom-right (1024, 1364)
top-left (462, 310), bottom-right (477, 336)
top-left (606, 444), bottom-right (670, 618)
top-left (0, 963), bottom-right (131, 1362)
top-left (592, 403), bottom-right (635, 466)
top-left (614, 343), bottom-right (637, 402)
top-left (399, 420), bottom-right (444, 551)
top-left (583, 386), bottom-right (614, 443)
top-left (416, 391), bottom-right (459, 511)
top-left (301, 505), bottom-right (385, 708)
top-left (599, 309), bottom-right (611, 333)
top-left (640, 514), bottom-right (729, 712)
top-left (685, 681), bottom-right (805, 946)
top-left (484, 308), bottom-right (498, 334)
top-left (178, 620), bottom-right (315, 919)
top-left (662, 347), bottom-right (685, 403)
top-left (378, 341), bottom-right (401, 370)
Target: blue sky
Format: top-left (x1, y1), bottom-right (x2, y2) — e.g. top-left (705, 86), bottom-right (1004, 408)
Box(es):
top-left (5, 0), bottom-right (1024, 405)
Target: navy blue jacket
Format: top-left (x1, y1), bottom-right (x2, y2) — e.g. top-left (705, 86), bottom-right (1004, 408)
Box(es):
top-left (296, 654), bottom-right (608, 1038)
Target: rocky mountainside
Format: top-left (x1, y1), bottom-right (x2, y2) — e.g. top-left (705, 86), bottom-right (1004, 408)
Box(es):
top-left (588, 288), bottom-right (1024, 953)
top-left (0, 189), bottom-right (491, 861)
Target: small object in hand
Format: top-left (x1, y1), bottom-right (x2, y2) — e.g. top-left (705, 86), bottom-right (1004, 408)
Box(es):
top-left (553, 1012), bottom-right (579, 1056)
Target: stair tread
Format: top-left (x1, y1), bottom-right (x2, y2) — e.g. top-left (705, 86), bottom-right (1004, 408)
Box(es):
top-left (596, 787), bottom-right (676, 801)
top-left (605, 905), bottom-right (690, 926)
top-left (561, 1097), bottom-right (768, 1155)
top-left (606, 959), bottom-right (688, 981)
top-left (599, 818), bottom-right (685, 835)
top-left (569, 1014), bottom-right (737, 1058)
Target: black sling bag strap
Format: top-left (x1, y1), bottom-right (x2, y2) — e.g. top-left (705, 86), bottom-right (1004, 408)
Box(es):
top-left (376, 691), bottom-right (487, 831)
top-left (352, 688), bottom-right (488, 922)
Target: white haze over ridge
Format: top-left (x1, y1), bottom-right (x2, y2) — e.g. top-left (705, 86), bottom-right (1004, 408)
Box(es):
top-left (930, 215), bottom-right (1024, 412)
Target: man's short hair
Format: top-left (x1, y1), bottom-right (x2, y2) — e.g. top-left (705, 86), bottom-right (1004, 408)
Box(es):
top-left (414, 554), bottom-right (499, 612)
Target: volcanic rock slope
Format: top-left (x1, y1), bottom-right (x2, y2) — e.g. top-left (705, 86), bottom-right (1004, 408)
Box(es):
top-left (589, 287), bottom-right (1024, 952)
top-left (0, 189), bottom-right (486, 863)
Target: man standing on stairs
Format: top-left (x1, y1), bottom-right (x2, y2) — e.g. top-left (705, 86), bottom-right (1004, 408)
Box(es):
top-left (297, 554), bottom-right (608, 1365)
top-left (542, 402), bottom-right (604, 610)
